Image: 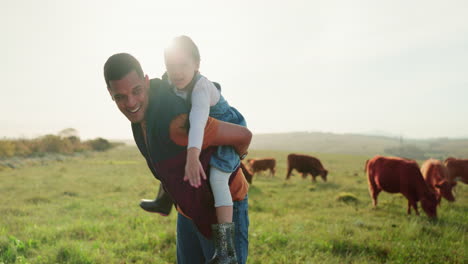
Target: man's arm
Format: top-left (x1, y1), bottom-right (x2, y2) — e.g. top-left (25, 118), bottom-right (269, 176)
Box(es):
top-left (170, 114), bottom-right (252, 157)
top-left (207, 119), bottom-right (251, 158)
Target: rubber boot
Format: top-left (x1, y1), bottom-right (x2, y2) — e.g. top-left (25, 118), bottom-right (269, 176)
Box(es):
top-left (139, 184), bottom-right (173, 216)
top-left (208, 223), bottom-right (238, 264)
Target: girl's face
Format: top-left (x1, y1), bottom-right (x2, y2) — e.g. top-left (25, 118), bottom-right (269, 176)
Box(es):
top-left (165, 49), bottom-right (199, 89)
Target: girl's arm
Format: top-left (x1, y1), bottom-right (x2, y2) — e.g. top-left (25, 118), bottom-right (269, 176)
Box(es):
top-left (186, 76), bottom-right (214, 151)
top-left (184, 76), bottom-right (216, 187)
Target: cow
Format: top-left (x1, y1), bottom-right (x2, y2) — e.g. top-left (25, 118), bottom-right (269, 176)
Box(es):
top-left (444, 157), bottom-right (468, 184)
top-left (240, 162), bottom-right (253, 184)
top-left (365, 156), bottom-right (437, 218)
top-left (286, 153), bottom-right (328, 182)
top-left (246, 158), bottom-right (276, 177)
top-left (420, 159), bottom-right (456, 204)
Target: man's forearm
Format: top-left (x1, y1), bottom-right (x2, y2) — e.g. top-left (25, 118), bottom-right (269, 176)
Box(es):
top-left (209, 120), bottom-right (252, 156)
top-left (170, 115), bottom-right (252, 155)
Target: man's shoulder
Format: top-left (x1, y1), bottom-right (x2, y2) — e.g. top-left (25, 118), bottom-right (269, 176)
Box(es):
top-left (146, 77), bottom-right (188, 122)
top-left (150, 78), bottom-right (163, 89)
top-left (149, 78), bottom-right (174, 98)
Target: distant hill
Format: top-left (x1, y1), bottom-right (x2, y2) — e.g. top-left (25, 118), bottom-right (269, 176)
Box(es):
top-left (250, 132), bottom-right (468, 159)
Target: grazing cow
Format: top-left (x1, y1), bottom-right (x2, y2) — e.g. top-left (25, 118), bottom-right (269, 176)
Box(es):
top-left (366, 156), bottom-right (437, 218)
top-left (247, 158), bottom-right (276, 177)
top-left (421, 159), bottom-right (456, 204)
top-left (240, 162), bottom-right (253, 184)
top-left (444, 157), bottom-right (468, 184)
top-left (286, 154), bottom-right (328, 182)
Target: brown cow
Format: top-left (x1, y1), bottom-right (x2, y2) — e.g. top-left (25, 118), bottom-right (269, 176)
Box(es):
top-left (247, 158), bottom-right (276, 177)
top-left (286, 154), bottom-right (328, 182)
top-left (366, 156), bottom-right (437, 218)
top-left (421, 159), bottom-right (455, 204)
top-left (240, 162), bottom-right (253, 184)
top-left (444, 157), bottom-right (468, 184)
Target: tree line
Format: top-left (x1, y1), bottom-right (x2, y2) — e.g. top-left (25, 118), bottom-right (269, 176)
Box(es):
top-left (0, 128), bottom-right (119, 158)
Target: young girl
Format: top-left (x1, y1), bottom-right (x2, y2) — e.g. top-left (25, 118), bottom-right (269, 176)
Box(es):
top-left (164, 35), bottom-right (247, 262)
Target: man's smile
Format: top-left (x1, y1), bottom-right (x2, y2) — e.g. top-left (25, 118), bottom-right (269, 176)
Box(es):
top-left (128, 105), bottom-right (141, 113)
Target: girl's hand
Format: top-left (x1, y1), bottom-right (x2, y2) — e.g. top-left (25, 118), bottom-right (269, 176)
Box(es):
top-left (183, 148), bottom-right (207, 188)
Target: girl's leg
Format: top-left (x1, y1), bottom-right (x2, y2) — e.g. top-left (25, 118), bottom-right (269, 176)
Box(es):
top-left (139, 183), bottom-right (173, 215)
top-left (209, 166), bottom-right (233, 223)
top-left (208, 167), bottom-right (238, 263)
top-left (215, 206), bottom-right (233, 224)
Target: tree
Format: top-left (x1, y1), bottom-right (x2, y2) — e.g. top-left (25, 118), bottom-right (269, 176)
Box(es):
top-left (86, 138), bottom-right (112, 152)
top-left (58, 128), bottom-right (79, 138)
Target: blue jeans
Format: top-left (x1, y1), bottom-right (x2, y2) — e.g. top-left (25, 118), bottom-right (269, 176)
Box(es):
top-left (209, 96), bottom-right (247, 173)
top-left (176, 195), bottom-right (249, 264)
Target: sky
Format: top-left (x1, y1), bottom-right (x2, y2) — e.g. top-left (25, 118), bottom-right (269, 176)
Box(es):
top-left (1, 0), bottom-right (467, 140)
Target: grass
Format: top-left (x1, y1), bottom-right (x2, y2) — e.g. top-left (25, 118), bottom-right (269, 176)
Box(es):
top-left (0, 146), bottom-right (467, 263)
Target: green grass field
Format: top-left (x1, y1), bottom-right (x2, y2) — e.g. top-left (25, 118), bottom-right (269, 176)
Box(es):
top-left (1, 146), bottom-right (467, 263)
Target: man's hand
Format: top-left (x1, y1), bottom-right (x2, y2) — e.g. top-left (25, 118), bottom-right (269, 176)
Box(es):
top-left (183, 147), bottom-right (207, 188)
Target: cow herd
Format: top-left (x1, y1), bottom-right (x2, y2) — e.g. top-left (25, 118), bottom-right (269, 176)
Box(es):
top-left (240, 153), bottom-right (328, 184)
top-left (365, 156), bottom-right (467, 218)
top-left (242, 153), bottom-right (467, 219)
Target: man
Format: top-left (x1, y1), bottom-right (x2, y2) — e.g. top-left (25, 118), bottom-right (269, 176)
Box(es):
top-left (103, 53), bottom-right (251, 264)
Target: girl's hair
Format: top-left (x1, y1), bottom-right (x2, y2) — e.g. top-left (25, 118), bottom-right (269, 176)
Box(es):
top-left (165, 35), bottom-right (200, 63)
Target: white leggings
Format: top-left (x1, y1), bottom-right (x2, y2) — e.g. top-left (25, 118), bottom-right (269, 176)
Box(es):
top-left (209, 167), bottom-right (233, 207)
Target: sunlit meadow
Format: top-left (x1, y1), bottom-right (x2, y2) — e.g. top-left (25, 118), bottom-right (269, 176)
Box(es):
top-left (1, 146), bottom-right (466, 263)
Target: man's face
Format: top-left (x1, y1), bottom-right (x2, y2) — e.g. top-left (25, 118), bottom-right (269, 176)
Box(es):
top-left (165, 49), bottom-right (199, 89)
top-left (108, 70), bottom-right (149, 123)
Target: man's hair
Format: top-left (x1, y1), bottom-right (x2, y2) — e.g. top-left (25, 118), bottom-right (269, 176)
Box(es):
top-left (103, 53), bottom-right (144, 88)
top-left (164, 35), bottom-right (201, 64)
